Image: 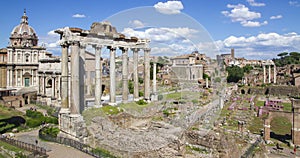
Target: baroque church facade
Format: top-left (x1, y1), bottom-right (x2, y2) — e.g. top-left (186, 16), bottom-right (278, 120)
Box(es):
top-left (0, 11), bottom-right (99, 107)
top-left (0, 10), bottom-right (62, 106)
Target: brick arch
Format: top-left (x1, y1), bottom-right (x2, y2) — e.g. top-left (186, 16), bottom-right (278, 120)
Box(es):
top-left (264, 99), bottom-right (300, 145)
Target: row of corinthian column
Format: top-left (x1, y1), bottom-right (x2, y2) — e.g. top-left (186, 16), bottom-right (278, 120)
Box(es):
top-left (262, 64), bottom-right (276, 84)
top-left (60, 41), bottom-right (151, 114)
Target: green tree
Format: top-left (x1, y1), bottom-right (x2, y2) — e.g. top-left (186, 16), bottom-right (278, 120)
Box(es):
top-left (242, 64), bottom-right (253, 73)
top-left (226, 65), bottom-right (244, 83)
top-left (277, 52), bottom-right (288, 57)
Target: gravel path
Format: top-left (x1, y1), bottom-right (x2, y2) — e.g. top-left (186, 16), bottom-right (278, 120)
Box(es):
top-left (14, 129), bottom-right (94, 158)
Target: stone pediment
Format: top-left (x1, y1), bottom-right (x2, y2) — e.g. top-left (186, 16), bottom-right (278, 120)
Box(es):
top-left (89, 21), bottom-right (118, 37)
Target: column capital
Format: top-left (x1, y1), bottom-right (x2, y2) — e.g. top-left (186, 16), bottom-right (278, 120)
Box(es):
top-left (120, 47), bottom-right (129, 52)
top-left (131, 48), bottom-right (140, 52)
top-left (107, 46), bottom-right (116, 50)
top-left (143, 48), bottom-right (151, 52)
top-left (92, 44), bottom-right (102, 49)
top-left (80, 42), bottom-right (87, 49)
top-left (59, 41), bottom-right (69, 47)
top-left (70, 40), bottom-right (80, 46)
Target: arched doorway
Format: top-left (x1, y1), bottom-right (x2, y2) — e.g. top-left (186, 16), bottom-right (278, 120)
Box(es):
top-left (23, 72), bottom-right (32, 87)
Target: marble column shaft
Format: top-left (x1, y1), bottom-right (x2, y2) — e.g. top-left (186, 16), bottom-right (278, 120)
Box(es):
top-left (273, 65), bottom-right (276, 84)
top-left (79, 44), bottom-right (86, 111)
top-left (94, 45), bottom-right (102, 106)
top-left (122, 47), bottom-right (129, 102)
top-left (109, 47), bottom-right (116, 104)
top-left (70, 41), bottom-right (80, 114)
top-left (153, 61), bottom-right (157, 94)
top-left (132, 48), bottom-right (139, 100)
top-left (61, 43), bottom-right (69, 109)
top-left (263, 65), bottom-right (266, 84)
top-left (144, 48), bottom-right (150, 100)
top-left (268, 65), bottom-right (271, 83)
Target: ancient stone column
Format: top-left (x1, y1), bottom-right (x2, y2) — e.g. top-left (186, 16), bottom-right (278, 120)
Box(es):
top-left (292, 99), bottom-right (300, 146)
top-left (144, 48), bottom-right (151, 100)
top-left (263, 65), bottom-right (266, 84)
top-left (152, 59), bottom-right (158, 101)
top-left (94, 45), bottom-right (102, 107)
top-left (70, 41), bottom-right (80, 114)
top-left (268, 65), bottom-right (271, 83)
top-left (263, 119), bottom-right (270, 142)
top-left (132, 48), bottom-right (139, 101)
top-left (273, 65), bottom-right (276, 84)
top-left (60, 42), bottom-right (69, 109)
top-left (52, 76), bottom-right (55, 98)
top-left (121, 47), bottom-right (129, 103)
top-left (79, 43), bottom-right (86, 111)
top-left (109, 46), bottom-right (116, 105)
top-left (153, 61), bottom-right (157, 94)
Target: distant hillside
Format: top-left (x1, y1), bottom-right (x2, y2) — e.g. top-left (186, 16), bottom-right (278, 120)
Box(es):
top-left (273, 52), bottom-right (300, 67)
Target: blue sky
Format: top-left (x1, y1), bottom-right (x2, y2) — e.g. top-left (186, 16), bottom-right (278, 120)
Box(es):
top-left (0, 0), bottom-right (299, 59)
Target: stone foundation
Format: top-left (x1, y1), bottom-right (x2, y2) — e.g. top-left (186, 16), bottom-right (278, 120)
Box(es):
top-left (59, 109), bottom-right (88, 140)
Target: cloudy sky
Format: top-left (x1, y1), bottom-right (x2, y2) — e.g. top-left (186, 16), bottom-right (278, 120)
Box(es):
top-left (0, 0), bottom-right (299, 59)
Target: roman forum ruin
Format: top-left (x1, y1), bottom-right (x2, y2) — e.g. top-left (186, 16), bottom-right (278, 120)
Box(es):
top-left (55, 22), bottom-right (152, 137)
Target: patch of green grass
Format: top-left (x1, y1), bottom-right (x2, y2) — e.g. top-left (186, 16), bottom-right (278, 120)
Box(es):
top-left (271, 116), bottom-right (292, 135)
top-left (282, 102), bottom-right (292, 112)
top-left (101, 106), bottom-right (123, 115)
top-left (165, 92), bottom-right (181, 100)
top-left (255, 100), bottom-right (265, 107)
top-left (186, 145), bottom-right (208, 154)
top-left (35, 104), bottom-right (57, 116)
top-left (248, 116), bottom-right (263, 134)
top-left (0, 105), bottom-right (23, 120)
top-left (91, 147), bottom-right (117, 158)
top-left (0, 140), bottom-right (25, 153)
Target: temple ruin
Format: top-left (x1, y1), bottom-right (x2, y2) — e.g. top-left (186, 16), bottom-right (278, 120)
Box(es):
top-left (55, 22), bottom-right (152, 138)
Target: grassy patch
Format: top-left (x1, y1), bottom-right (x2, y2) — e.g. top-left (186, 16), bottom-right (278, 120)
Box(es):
top-left (0, 105), bottom-right (23, 119)
top-left (0, 140), bottom-right (25, 153)
top-left (248, 116), bottom-right (263, 134)
top-left (282, 102), bottom-right (292, 112)
top-left (83, 106), bottom-right (123, 125)
top-left (186, 145), bottom-right (208, 154)
top-left (91, 147), bottom-right (117, 158)
top-left (165, 92), bottom-right (181, 100)
top-left (35, 104), bottom-right (57, 116)
top-left (255, 100), bottom-right (265, 107)
top-left (271, 116), bottom-right (292, 135)
top-left (101, 106), bottom-right (123, 115)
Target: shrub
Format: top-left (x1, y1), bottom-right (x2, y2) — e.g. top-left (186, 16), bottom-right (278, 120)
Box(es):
top-left (41, 126), bottom-right (60, 137)
top-left (26, 118), bottom-right (42, 128)
top-left (136, 99), bottom-right (147, 105)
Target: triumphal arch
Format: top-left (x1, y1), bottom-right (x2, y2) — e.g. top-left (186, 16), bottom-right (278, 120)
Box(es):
top-left (55, 22), bottom-right (151, 138)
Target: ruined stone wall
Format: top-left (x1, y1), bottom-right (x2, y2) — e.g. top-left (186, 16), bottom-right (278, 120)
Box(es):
top-left (239, 86), bottom-right (300, 96)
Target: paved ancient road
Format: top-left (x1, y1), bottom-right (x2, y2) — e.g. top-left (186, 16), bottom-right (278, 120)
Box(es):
top-left (14, 129), bottom-right (93, 158)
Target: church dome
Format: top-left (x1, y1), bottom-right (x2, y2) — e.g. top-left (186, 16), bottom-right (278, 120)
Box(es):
top-left (10, 10), bottom-right (38, 47)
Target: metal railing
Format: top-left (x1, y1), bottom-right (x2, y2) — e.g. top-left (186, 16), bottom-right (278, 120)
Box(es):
top-left (0, 135), bottom-right (48, 157)
top-left (39, 129), bottom-right (116, 158)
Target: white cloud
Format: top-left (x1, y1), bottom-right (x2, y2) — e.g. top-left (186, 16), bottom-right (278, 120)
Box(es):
top-left (47, 30), bottom-right (59, 37)
top-left (128, 20), bottom-right (145, 28)
top-left (72, 14), bottom-right (86, 18)
top-left (289, 1), bottom-right (300, 7)
top-left (154, 1), bottom-right (184, 15)
top-left (270, 15), bottom-right (283, 20)
top-left (222, 4), bottom-right (261, 22)
top-left (222, 4), bottom-right (267, 27)
top-left (39, 30), bottom-right (61, 55)
top-left (122, 27), bottom-right (198, 42)
top-left (217, 32), bottom-right (300, 59)
top-left (247, 0), bottom-right (266, 7)
top-left (241, 20), bottom-right (268, 27)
